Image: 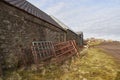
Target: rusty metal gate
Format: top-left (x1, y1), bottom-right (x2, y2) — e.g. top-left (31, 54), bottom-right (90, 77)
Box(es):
top-left (31, 40), bottom-right (78, 65)
top-left (54, 40), bottom-right (78, 63)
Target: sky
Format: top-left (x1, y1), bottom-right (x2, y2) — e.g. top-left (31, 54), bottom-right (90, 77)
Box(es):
top-left (27, 0), bottom-right (120, 41)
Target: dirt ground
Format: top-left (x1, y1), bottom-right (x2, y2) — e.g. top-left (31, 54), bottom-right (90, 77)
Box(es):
top-left (95, 41), bottom-right (120, 63)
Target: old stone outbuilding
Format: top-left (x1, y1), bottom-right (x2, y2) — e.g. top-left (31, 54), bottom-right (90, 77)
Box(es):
top-left (0, 0), bottom-right (84, 76)
top-left (0, 0), bottom-right (66, 70)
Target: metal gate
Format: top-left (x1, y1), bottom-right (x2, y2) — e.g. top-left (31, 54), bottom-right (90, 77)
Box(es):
top-left (31, 40), bottom-right (78, 65)
top-left (54, 40), bottom-right (78, 63)
top-left (31, 41), bottom-right (55, 64)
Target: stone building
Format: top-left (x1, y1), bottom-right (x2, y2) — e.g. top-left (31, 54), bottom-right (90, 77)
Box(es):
top-left (0, 0), bottom-right (66, 70)
top-left (50, 16), bottom-right (83, 47)
top-left (0, 0), bottom-right (84, 74)
top-left (76, 32), bottom-right (84, 47)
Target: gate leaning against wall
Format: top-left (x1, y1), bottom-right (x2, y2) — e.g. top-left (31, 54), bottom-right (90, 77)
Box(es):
top-left (31, 40), bottom-right (79, 65)
top-left (31, 41), bottom-right (56, 65)
top-left (54, 40), bottom-right (78, 63)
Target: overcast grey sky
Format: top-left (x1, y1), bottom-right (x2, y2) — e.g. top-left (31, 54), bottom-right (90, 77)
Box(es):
top-left (27, 0), bottom-right (120, 41)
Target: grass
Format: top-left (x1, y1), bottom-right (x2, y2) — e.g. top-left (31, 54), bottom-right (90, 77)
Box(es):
top-left (55, 48), bottom-right (119, 80)
top-left (3, 47), bottom-right (120, 80)
top-left (2, 39), bottom-right (120, 80)
top-left (88, 41), bottom-right (102, 46)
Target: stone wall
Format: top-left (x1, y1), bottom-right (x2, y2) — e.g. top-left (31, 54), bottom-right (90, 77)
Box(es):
top-left (0, 1), bottom-right (66, 70)
top-left (78, 33), bottom-right (84, 47)
top-left (66, 30), bottom-right (84, 47)
top-left (66, 30), bottom-right (80, 46)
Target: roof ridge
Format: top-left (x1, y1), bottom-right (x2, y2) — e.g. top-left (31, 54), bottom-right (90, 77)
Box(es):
top-left (3, 0), bottom-right (65, 31)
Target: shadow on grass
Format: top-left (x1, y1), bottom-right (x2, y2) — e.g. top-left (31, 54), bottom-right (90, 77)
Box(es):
top-left (115, 71), bottom-right (120, 80)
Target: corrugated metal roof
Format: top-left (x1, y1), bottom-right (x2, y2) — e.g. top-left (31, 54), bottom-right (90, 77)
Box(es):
top-left (50, 16), bottom-right (78, 35)
top-left (76, 31), bottom-right (83, 35)
top-left (3, 0), bottom-right (64, 31)
top-left (50, 16), bottom-right (69, 30)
